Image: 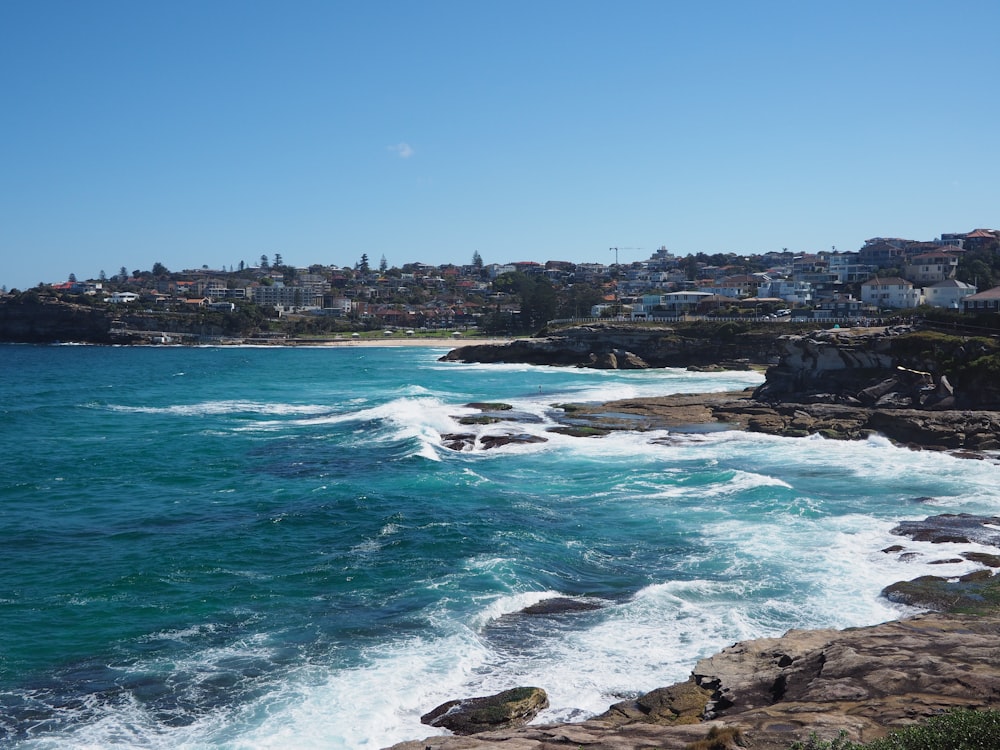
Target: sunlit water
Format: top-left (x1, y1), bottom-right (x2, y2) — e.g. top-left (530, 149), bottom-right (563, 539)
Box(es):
top-left (2, 344), bottom-right (998, 749)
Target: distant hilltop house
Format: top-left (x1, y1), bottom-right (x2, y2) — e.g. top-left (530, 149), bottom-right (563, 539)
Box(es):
top-left (860, 277), bottom-right (921, 309)
top-left (106, 291), bottom-right (139, 304)
top-left (861, 276), bottom-right (976, 311)
top-left (924, 279), bottom-right (976, 310)
top-left (903, 249), bottom-right (961, 285)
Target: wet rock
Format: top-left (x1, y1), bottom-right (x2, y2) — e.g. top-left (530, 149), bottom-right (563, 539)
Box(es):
top-left (881, 574), bottom-right (1000, 613)
top-left (891, 513), bottom-right (1000, 547)
top-left (478, 433), bottom-right (547, 450)
top-left (517, 597), bottom-right (604, 616)
top-left (440, 433), bottom-right (475, 451)
top-left (598, 678), bottom-right (713, 726)
top-left (420, 686), bottom-right (549, 735)
top-left (963, 551), bottom-right (1000, 568)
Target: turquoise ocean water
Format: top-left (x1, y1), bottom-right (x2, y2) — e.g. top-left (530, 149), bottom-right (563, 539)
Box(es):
top-left (3, 343), bottom-right (1000, 749)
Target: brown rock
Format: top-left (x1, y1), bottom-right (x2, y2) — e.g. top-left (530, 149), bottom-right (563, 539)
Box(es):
top-left (419, 687), bottom-right (549, 735)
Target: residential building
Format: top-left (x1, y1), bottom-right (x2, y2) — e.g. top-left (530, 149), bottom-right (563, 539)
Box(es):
top-left (859, 238), bottom-right (908, 269)
top-left (860, 277), bottom-right (921, 309)
top-left (823, 251), bottom-right (871, 284)
top-left (903, 249), bottom-right (960, 285)
top-left (757, 278), bottom-right (813, 305)
top-left (922, 279), bottom-right (976, 310)
top-left (961, 286), bottom-right (1000, 313)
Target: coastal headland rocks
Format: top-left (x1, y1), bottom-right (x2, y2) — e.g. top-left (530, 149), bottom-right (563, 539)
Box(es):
top-left (442, 323), bottom-right (1000, 452)
top-left (439, 322), bottom-right (776, 370)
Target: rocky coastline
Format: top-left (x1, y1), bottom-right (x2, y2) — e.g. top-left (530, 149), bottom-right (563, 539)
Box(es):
top-left (386, 325), bottom-right (1000, 749)
top-left (441, 322), bottom-right (1000, 453)
top-left (386, 511), bottom-right (1000, 750)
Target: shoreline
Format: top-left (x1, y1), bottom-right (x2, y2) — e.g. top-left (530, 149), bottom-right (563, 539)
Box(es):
top-left (285, 336), bottom-right (514, 348)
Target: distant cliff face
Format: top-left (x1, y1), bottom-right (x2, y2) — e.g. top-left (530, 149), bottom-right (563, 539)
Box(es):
top-left (441, 323), bottom-right (779, 369)
top-left (755, 327), bottom-right (1000, 410)
top-left (0, 297), bottom-right (114, 344)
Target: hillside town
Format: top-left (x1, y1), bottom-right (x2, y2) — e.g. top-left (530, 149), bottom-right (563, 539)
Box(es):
top-left (5, 227), bottom-right (1000, 335)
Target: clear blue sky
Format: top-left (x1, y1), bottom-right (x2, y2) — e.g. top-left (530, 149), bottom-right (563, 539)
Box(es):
top-left (3, 0), bottom-right (998, 291)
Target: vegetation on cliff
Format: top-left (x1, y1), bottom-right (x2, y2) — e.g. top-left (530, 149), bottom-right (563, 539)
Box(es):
top-left (789, 709), bottom-right (1000, 750)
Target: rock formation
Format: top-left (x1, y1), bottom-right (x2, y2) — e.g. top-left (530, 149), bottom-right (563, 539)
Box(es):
top-left (0, 296), bottom-right (115, 344)
top-left (386, 612), bottom-right (1000, 750)
top-left (440, 323), bottom-right (777, 370)
top-left (528, 325), bottom-right (1000, 451)
top-left (419, 687), bottom-right (549, 735)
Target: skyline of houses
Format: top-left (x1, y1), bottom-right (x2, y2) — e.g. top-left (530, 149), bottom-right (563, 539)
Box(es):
top-left (25, 227), bottom-right (1000, 324)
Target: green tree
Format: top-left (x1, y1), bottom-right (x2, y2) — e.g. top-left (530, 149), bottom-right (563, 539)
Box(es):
top-left (151, 262), bottom-right (168, 276)
top-left (957, 255), bottom-right (997, 291)
top-left (492, 272), bottom-right (556, 332)
top-left (380, 255), bottom-right (388, 273)
top-left (558, 283), bottom-right (604, 319)
top-left (260, 254), bottom-right (270, 270)
top-left (68, 272), bottom-right (77, 283)
top-left (358, 253), bottom-right (370, 274)
top-left (274, 252), bottom-right (283, 267)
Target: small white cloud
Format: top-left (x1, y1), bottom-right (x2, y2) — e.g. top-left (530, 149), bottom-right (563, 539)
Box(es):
top-left (388, 142), bottom-right (414, 159)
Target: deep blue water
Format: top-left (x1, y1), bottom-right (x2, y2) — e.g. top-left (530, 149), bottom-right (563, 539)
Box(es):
top-left (2, 343), bottom-right (999, 749)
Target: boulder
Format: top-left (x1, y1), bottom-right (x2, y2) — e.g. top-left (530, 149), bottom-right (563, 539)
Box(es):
top-left (420, 687), bottom-right (549, 735)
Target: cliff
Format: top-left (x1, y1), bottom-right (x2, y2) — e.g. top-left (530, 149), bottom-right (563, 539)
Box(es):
top-left (0, 296), bottom-right (115, 344)
top-left (445, 324), bottom-right (1000, 451)
top-left (753, 326), bottom-right (1000, 410)
top-left (0, 296), bottom-right (256, 344)
top-left (440, 322), bottom-right (779, 369)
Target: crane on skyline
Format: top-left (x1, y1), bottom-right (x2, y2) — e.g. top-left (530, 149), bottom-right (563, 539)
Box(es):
top-left (608, 247), bottom-right (643, 267)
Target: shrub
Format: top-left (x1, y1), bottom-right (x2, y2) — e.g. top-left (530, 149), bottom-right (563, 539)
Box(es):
top-left (787, 709), bottom-right (1000, 750)
top-left (862, 708), bottom-right (1000, 750)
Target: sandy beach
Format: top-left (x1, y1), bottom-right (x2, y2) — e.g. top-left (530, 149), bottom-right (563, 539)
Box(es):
top-left (299, 336), bottom-right (515, 348)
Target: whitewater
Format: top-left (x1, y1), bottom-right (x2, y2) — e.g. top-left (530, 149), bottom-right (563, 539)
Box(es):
top-left (2, 343), bottom-right (999, 749)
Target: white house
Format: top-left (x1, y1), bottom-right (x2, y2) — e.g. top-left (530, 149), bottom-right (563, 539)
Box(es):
top-left (922, 279), bottom-right (976, 309)
top-left (757, 278), bottom-right (813, 305)
top-left (106, 292), bottom-right (139, 304)
top-left (860, 277), bottom-right (921, 309)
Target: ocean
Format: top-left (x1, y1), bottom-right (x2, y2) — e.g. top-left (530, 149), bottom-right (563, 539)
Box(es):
top-left (2, 343), bottom-right (999, 749)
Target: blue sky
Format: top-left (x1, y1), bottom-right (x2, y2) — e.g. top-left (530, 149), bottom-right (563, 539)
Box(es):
top-left (2, 1), bottom-right (999, 291)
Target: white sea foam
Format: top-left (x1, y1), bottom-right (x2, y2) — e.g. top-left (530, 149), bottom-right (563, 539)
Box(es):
top-left (106, 400), bottom-right (334, 417)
